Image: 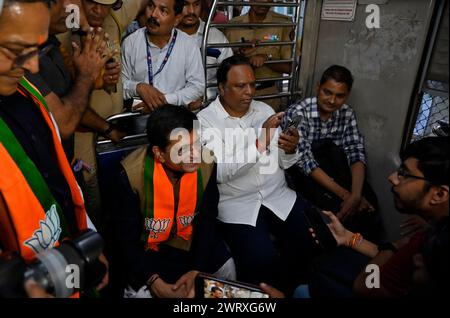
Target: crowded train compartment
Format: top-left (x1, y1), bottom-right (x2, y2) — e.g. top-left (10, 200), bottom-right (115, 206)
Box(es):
top-left (0, 0), bottom-right (448, 299)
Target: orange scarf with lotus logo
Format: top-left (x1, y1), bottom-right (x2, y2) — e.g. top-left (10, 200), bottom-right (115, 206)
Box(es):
top-left (142, 155), bottom-right (203, 251)
top-left (0, 78), bottom-right (88, 261)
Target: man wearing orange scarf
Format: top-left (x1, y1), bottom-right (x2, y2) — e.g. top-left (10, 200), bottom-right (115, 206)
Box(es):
top-left (0, 0), bottom-right (107, 297)
top-left (114, 105), bottom-right (233, 298)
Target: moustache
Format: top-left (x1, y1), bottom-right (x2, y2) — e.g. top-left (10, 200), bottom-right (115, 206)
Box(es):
top-left (184, 14), bottom-right (198, 19)
top-left (147, 17), bottom-right (160, 27)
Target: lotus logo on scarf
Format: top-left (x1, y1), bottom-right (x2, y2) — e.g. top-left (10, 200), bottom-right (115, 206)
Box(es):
top-left (144, 218), bottom-right (170, 239)
top-left (178, 215), bottom-right (195, 227)
top-left (24, 204), bottom-right (62, 254)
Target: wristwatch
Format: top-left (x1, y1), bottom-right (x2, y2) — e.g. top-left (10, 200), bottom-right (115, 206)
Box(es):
top-left (377, 242), bottom-right (398, 253)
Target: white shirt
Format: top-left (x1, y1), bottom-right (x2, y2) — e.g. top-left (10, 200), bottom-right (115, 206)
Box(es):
top-left (197, 97), bottom-right (299, 226)
top-left (188, 20), bottom-right (233, 99)
top-left (121, 28), bottom-right (205, 106)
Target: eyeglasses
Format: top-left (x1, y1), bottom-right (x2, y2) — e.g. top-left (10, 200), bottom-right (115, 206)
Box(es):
top-left (0, 42), bottom-right (54, 69)
top-left (396, 166), bottom-right (430, 182)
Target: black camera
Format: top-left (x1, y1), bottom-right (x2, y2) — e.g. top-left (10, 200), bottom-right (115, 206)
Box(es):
top-left (0, 230), bottom-right (106, 298)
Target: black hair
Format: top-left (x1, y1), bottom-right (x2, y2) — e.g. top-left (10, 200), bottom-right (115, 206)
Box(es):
top-left (146, 0), bottom-right (184, 15)
top-left (320, 65), bottom-right (354, 91)
top-left (217, 55), bottom-right (252, 86)
top-left (173, 0), bottom-right (184, 15)
top-left (146, 104), bottom-right (197, 151)
top-left (401, 136), bottom-right (449, 186)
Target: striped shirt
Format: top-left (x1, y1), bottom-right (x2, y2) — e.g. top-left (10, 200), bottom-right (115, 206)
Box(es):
top-left (282, 97), bottom-right (366, 175)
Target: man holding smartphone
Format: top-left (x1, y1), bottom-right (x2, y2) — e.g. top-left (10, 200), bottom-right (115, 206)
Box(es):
top-left (198, 56), bottom-right (320, 294)
top-left (282, 65), bottom-right (381, 242)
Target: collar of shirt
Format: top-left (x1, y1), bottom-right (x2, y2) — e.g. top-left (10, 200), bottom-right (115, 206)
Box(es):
top-left (147, 28), bottom-right (176, 50)
top-left (195, 19), bottom-right (205, 38)
top-left (214, 96), bottom-right (257, 121)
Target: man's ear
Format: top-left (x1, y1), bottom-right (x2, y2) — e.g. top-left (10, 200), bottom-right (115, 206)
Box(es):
top-left (315, 82), bottom-right (321, 95)
top-left (430, 185), bottom-right (449, 205)
top-left (152, 146), bottom-right (165, 163)
top-left (218, 82), bottom-right (225, 96)
top-left (174, 13), bottom-right (182, 27)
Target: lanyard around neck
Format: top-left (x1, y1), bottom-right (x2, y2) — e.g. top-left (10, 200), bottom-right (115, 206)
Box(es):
top-left (145, 29), bottom-right (178, 86)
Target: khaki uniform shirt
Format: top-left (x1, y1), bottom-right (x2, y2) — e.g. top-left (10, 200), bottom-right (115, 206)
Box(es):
top-left (57, 0), bottom-right (142, 118)
top-left (225, 10), bottom-right (293, 81)
top-left (56, 0), bottom-right (142, 183)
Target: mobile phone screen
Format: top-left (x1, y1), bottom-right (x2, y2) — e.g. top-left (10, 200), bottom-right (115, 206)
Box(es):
top-left (196, 274), bottom-right (269, 298)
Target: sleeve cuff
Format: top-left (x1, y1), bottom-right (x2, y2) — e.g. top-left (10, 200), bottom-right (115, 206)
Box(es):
top-left (124, 81), bottom-right (139, 99)
top-left (165, 93), bottom-right (177, 105)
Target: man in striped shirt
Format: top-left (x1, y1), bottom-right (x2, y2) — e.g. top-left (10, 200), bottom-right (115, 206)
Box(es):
top-left (282, 65), bottom-right (379, 238)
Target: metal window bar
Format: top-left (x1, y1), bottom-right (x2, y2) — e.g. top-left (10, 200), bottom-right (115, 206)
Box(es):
top-left (404, 0), bottom-right (448, 146)
top-left (206, 76), bottom-right (293, 88)
top-left (411, 82), bottom-right (449, 141)
top-left (206, 58), bottom-right (295, 69)
top-left (217, 1), bottom-right (300, 7)
top-left (202, 0), bottom-right (305, 106)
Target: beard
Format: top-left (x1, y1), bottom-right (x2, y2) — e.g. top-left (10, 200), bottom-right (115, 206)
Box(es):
top-left (391, 187), bottom-right (425, 214)
top-left (180, 14), bottom-right (199, 28)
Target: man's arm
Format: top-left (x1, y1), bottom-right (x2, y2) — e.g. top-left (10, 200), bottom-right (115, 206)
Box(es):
top-left (121, 36), bottom-right (141, 99)
top-left (266, 61), bottom-right (291, 74)
top-left (199, 119), bottom-right (261, 184)
top-left (164, 42), bottom-right (205, 106)
top-left (79, 108), bottom-right (124, 143)
top-left (44, 76), bottom-right (93, 140)
top-left (44, 28), bottom-right (112, 139)
top-left (112, 167), bottom-right (158, 288)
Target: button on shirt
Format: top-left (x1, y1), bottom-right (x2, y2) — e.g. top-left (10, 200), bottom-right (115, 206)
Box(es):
top-left (282, 97), bottom-right (366, 175)
top-left (197, 97), bottom-right (299, 226)
top-left (189, 20), bottom-right (233, 99)
top-left (121, 28), bottom-right (205, 105)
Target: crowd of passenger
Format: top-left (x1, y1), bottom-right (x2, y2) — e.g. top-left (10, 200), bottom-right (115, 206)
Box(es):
top-left (0, 0), bottom-right (448, 299)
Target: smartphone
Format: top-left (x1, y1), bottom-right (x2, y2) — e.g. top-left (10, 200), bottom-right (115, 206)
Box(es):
top-left (195, 273), bottom-right (269, 299)
top-left (303, 206), bottom-right (337, 250)
top-left (282, 114), bottom-right (303, 134)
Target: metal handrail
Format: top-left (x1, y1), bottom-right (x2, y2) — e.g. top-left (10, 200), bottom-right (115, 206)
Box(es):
top-left (217, 1), bottom-right (299, 7)
top-left (206, 58), bottom-right (294, 69)
top-left (202, 0), bottom-right (305, 105)
top-left (97, 133), bottom-right (148, 146)
top-left (206, 41), bottom-right (294, 48)
top-left (211, 22), bottom-right (296, 28)
top-left (105, 111), bottom-right (146, 122)
top-left (206, 76), bottom-right (293, 89)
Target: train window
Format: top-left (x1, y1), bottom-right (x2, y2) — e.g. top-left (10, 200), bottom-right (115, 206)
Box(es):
top-left (404, 0), bottom-right (449, 145)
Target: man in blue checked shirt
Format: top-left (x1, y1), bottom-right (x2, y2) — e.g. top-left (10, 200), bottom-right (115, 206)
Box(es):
top-left (283, 65), bottom-right (381, 240)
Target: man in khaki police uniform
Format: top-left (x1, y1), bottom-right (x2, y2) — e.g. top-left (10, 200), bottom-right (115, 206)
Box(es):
top-left (225, 0), bottom-right (293, 111)
top-left (57, 0), bottom-right (147, 223)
